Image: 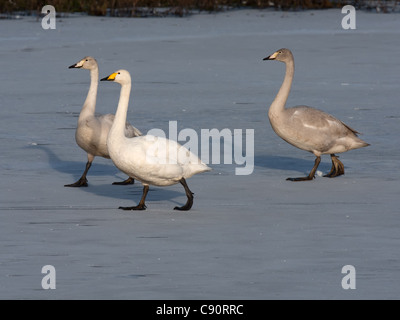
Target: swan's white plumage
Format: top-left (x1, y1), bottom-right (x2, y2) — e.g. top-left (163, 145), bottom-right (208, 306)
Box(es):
top-left (101, 69), bottom-right (210, 209)
top-left (110, 134), bottom-right (209, 186)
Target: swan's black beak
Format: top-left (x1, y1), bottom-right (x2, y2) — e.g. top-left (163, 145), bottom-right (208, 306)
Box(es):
top-left (100, 72), bottom-right (118, 82)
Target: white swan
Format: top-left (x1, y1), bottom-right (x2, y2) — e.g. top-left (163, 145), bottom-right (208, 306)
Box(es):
top-left (65, 56), bottom-right (142, 187)
top-left (263, 48), bottom-right (369, 181)
top-left (101, 70), bottom-right (211, 211)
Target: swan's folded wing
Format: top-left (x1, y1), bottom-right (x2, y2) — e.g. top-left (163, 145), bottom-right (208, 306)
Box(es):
top-left (125, 123), bottom-right (142, 137)
top-left (290, 106), bottom-right (353, 136)
top-left (138, 136), bottom-right (203, 166)
top-left (98, 113), bottom-right (141, 137)
top-left (138, 135), bottom-right (210, 177)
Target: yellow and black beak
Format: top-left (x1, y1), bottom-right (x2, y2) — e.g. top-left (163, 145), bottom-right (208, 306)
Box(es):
top-left (100, 72), bottom-right (118, 81)
top-left (263, 51), bottom-right (279, 61)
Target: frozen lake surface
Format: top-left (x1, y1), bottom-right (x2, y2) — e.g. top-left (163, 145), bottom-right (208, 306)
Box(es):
top-left (0, 8), bottom-right (399, 299)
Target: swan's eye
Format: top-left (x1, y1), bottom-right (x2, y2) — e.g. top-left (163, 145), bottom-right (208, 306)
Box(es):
top-left (86, 59), bottom-right (88, 61)
top-left (118, 72), bottom-right (120, 74)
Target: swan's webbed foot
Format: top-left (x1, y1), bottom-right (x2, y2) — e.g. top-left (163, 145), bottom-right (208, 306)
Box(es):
top-left (119, 204), bottom-right (147, 211)
top-left (64, 177), bottom-right (88, 187)
top-left (65, 161), bottom-right (92, 187)
top-left (174, 194), bottom-right (193, 211)
top-left (174, 178), bottom-right (194, 211)
top-left (112, 177), bottom-right (135, 185)
top-left (286, 156), bottom-right (321, 182)
top-left (323, 154), bottom-right (344, 178)
top-left (119, 185), bottom-right (149, 211)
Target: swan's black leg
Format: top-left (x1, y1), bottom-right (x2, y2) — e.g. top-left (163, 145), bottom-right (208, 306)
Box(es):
top-left (64, 161), bottom-right (92, 187)
top-left (287, 156), bottom-right (321, 182)
top-left (119, 185), bottom-right (149, 210)
top-left (324, 154), bottom-right (344, 178)
top-left (174, 178), bottom-right (194, 211)
top-left (112, 177), bottom-right (135, 185)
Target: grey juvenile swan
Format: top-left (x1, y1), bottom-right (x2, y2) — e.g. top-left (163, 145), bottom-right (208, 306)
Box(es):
top-left (264, 48), bottom-right (369, 181)
top-left (65, 56), bottom-right (142, 187)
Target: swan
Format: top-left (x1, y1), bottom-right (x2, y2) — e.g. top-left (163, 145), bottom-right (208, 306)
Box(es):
top-left (65, 56), bottom-right (142, 187)
top-left (263, 48), bottom-right (369, 181)
top-left (100, 70), bottom-right (211, 211)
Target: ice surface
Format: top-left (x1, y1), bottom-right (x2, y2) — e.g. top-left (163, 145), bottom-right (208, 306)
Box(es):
top-left (0, 9), bottom-right (399, 299)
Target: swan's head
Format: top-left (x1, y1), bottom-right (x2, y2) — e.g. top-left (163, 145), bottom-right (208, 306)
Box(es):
top-left (263, 48), bottom-right (293, 62)
top-left (100, 69), bottom-right (131, 85)
top-left (69, 56), bottom-right (98, 70)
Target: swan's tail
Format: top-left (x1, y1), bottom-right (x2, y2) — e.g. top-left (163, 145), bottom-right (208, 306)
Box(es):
top-left (348, 132), bottom-right (370, 150)
top-left (351, 137), bottom-right (370, 150)
top-left (184, 162), bottom-right (212, 179)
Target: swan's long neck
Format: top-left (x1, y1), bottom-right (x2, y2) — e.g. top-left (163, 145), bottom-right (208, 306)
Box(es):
top-left (79, 67), bottom-right (98, 120)
top-left (269, 58), bottom-right (294, 117)
top-left (110, 82), bottom-right (131, 139)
